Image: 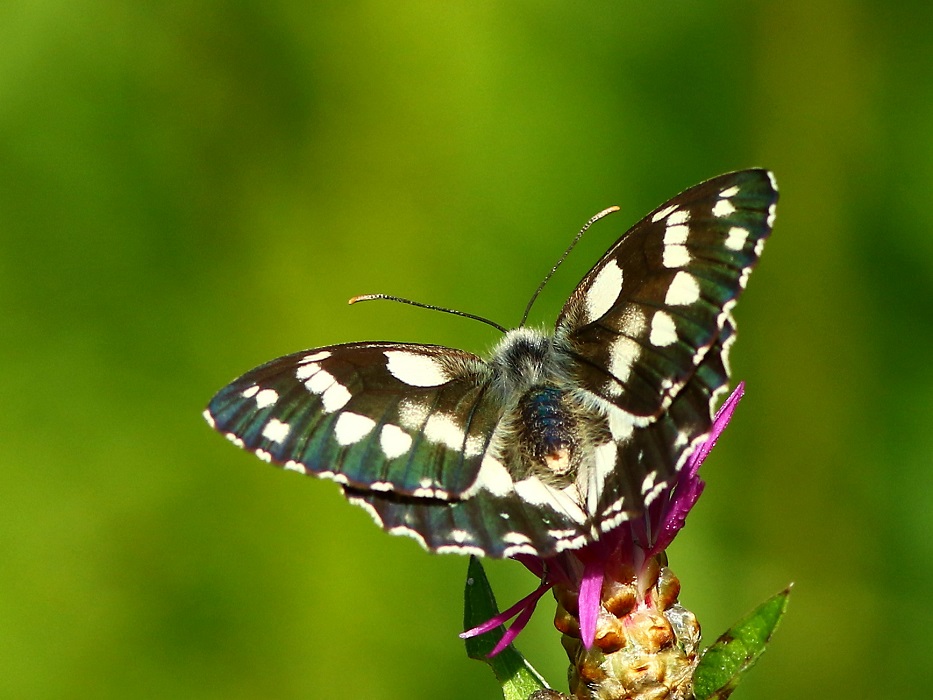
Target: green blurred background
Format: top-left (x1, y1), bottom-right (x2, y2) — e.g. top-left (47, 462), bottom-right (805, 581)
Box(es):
top-left (1, 2), bottom-right (930, 698)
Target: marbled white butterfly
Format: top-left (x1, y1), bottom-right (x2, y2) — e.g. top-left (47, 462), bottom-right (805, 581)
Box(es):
top-left (204, 169), bottom-right (777, 558)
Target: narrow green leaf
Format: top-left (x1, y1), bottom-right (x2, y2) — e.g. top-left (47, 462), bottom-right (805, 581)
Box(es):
top-left (463, 556), bottom-right (550, 700)
top-left (693, 584), bottom-right (792, 700)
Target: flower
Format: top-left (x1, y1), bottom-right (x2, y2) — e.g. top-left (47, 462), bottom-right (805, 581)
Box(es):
top-left (461, 383), bottom-right (745, 656)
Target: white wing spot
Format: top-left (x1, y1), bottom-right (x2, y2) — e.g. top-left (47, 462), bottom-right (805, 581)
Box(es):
top-left (588, 441), bottom-right (618, 512)
top-left (767, 203), bottom-right (777, 227)
top-left (712, 199), bottom-right (736, 218)
top-left (664, 223), bottom-right (689, 246)
top-left (662, 245), bottom-right (691, 269)
top-left (641, 470), bottom-right (658, 495)
top-left (724, 226), bottom-right (748, 251)
top-left (608, 336), bottom-right (640, 385)
top-left (412, 485), bottom-right (449, 498)
top-left (465, 456), bottom-right (514, 498)
top-left (202, 409), bottom-right (216, 428)
top-left (464, 435), bottom-right (485, 458)
top-left (304, 368), bottom-right (335, 394)
top-left (644, 480), bottom-right (667, 506)
top-left (650, 311), bottom-right (678, 347)
top-left (385, 351), bottom-right (450, 387)
top-left (503, 532), bottom-right (532, 545)
top-left (321, 382), bottom-right (351, 413)
top-left (398, 399), bottom-right (431, 430)
top-left (608, 409), bottom-right (635, 442)
top-left (300, 350), bottom-right (331, 364)
top-left (284, 460), bottom-right (306, 474)
top-left (262, 418), bottom-right (291, 443)
top-left (665, 271), bottom-right (701, 306)
top-left (346, 495), bottom-right (385, 527)
top-left (585, 259), bottom-right (623, 322)
top-left (387, 526), bottom-right (428, 550)
top-left (452, 529), bottom-right (473, 544)
top-left (547, 528), bottom-right (579, 539)
top-left (255, 389), bottom-right (279, 408)
top-left (719, 185), bottom-right (740, 198)
top-left (241, 385), bottom-right (259, 399)
top-left (380, 424), bottom-right (413, 459)
top-left (662, 223), bottom-right (691, 269)
top-left (667, 208), bottom-right (690, 226)
top-left (255, 449), bottom-right (272, 463)
top-left (334, 412), bottom-right (376, 446)
top-left (296, 362), bottom-right (320, 381)
top-left (514, 477), bottom-right (588, 524)
top-left (652, 204), bottom-right (677, 222)
top-left (424, 412), bottom-right (465, 451)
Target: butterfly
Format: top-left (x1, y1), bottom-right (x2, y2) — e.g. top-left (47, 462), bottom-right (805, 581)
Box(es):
top-left (204, 169), bottom-right (777, 559)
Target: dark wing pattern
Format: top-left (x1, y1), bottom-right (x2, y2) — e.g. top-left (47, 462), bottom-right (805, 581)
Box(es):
top-left (557, 170), bottom-right (776, 529)
top-left (343, 482), bottom-right (592, 558)
top-left (558, 169), bottom-right (776, 419)
top-left (589, 318), bottom-right (736, 533)
top-left (205, 169), bottom-right (777, 559)
top-left (205, 342), bottom-right (501, 498)
top-left (206, 341), bottom-right (594, 558)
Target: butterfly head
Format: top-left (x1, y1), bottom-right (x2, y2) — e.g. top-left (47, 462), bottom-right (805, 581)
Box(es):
top-left (487, 327), bottom-right (569, 400)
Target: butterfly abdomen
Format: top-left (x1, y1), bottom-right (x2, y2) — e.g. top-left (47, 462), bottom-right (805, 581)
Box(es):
top-left (519, 386), bottom-right (578, 478)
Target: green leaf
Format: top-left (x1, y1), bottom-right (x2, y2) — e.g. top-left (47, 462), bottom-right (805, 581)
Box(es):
top-left (463, 556), bottom-right (550, 700)
top-left (693, 584), bottom-right (792, 700)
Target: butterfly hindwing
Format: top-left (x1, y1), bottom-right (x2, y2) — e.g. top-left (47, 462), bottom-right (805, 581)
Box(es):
top-left (205, 342), bottom-right (502, 498)
top-left (590, 318), bottom-right (735, 532)
top-left (344, 481), bottom-right (592, 558)
top-left (558, 170), bottom-right (776, 420)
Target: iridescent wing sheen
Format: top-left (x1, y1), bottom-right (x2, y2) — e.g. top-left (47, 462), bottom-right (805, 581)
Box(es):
top-left (206, 341), bottom-right (593, 557)
top-left (557, 170), bottom-right (776, 419)
top-left (205, 342), bottom-right (499, 498)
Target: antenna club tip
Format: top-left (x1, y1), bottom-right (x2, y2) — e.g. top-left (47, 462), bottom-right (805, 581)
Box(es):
top-left (596, 205), bottom-right (621, 218)
top-left (348, 294), bottom-right (373, 305)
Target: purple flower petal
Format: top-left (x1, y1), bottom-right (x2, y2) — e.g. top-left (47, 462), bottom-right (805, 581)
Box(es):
top-left (488, 593), bottom-right (542, 657)
top-left (577, 556), bottom-right (605, 649)
top-left (688, 382), bottom-right (745, 477)
top-left (649, 383), bottom-right (744, 556)
top-left (460, 580), bottom-right (551, 648)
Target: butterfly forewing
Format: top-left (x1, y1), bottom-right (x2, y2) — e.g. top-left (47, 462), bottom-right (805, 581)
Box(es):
top-left (206, 342), bottom-right (502, 498)
top-left (558, 170), bottom-right (776, 420)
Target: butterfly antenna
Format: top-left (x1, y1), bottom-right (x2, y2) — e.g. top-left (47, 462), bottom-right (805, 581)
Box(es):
top-left (519, 205), bottom-right (621, 327)
top-left (349, 294), bottom-right (509, 334)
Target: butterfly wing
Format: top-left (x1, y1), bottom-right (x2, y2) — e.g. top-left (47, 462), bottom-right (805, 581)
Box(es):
top-left (557, 170), bottom-right (776, 527)
top-left (588, 317), bottom-right (736, 532)
top-left (558, 169), bottom-right (776, 418)
top-left (343, 482), bottom-right (591, 558)
top-left (206, 341), bottom-right (592, 557)
top-left (205, 342), bottom-right (502, 498)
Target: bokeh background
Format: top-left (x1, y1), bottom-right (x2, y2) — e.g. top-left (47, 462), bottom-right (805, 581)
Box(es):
top-left (2, 2), bottom-right (930, 698)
